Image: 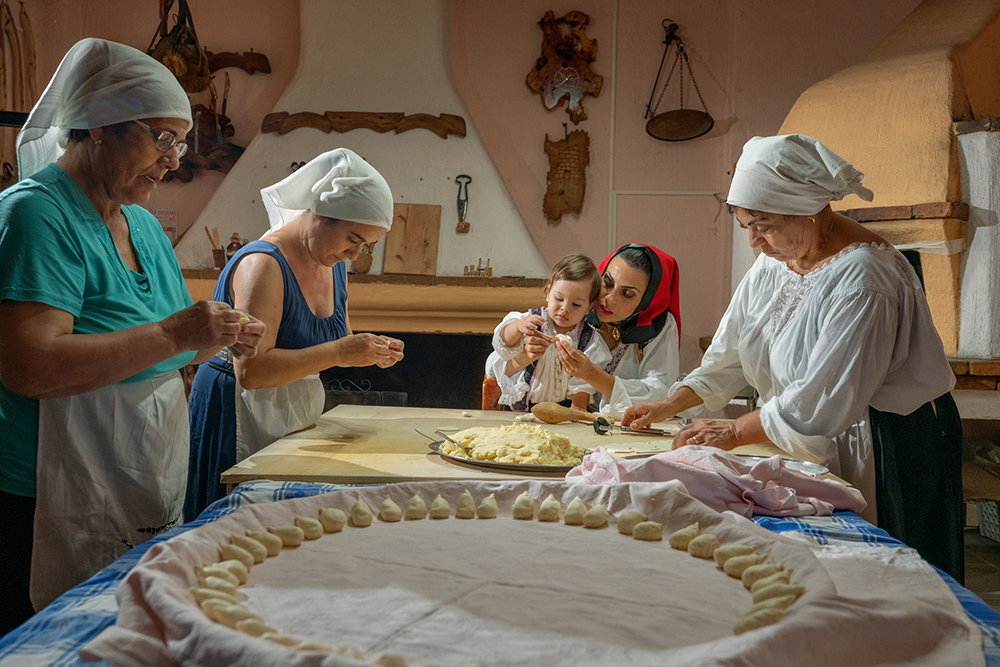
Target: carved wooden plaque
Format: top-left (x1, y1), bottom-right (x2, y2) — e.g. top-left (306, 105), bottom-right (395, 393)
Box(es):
top-left (543, 129), bottom-right (589, 222)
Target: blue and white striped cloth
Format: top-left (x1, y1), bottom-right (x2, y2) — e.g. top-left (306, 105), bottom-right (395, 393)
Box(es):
top-left (1, 481), bottom-right (997, 666)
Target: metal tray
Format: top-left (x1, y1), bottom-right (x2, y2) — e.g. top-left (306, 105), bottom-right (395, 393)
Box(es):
top-left (735, 454), bottom-right (829, 475)
top-left (428, 441), bottom-right (588, 474)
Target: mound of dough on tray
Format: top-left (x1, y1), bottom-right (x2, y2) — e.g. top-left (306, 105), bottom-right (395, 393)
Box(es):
top-left (82, 481), bottom-right (984, 667)
top-left (440, 423), bottom-right (585, 465)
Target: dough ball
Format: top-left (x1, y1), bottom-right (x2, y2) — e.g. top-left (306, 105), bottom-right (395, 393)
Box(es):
top-left (741, 563), bottom-right (784, 590)
top-left (564, 497), bottom-right (587, 525)
top-left (200, 598), bottom-right (231, 623)
top-left (749, 593), bottom-right (799, 613)
top-left (294, 516), bottom-right (324, 539)
top-left (687, 533), bottom-right (720, 559)
top-left (555, 333), bottom-right (572, 344)
top-left (723, 553), bottom-right (769, 579)
top-left (230, 533), bottom-right (267, 563)
top-left (751, 582), bottom-right (806, 605)
top-left (245, 530), bottom-right (283, 557)
top-left (512, 491), bottom-right (534, 520)
top-left (195, 563), bottom-right (239, 587)
top-left (217, 559), bottom-right (250, 584)
top-left (351, 497), bottom-right (374, 527)
top-left (405, 493), bottom-right (428, 520)
top-left (462, 411), bottom-right (473, 417)
top-left (582, 505), bottom-right (609, 529)
top-left (733, 607), bottom-right (786, 635)
top-left (379, 496), bottom-right (403, 522)
top-left (713, 543), bottom-right (757, 568)
top-left (261, 632), bottom-right (304, 647)
top-left (429, 494), bottom-right (451, 519)
top-left (218, 543), bottom-right (254, 571)
top-left (750, 569), bottom-right (793, 594)
top-left (476, 493), bottom-right (498, 519)
top-left (267, 525), bottom-right (306, 547)
top-left (632, 521), bottom-right (663, 541)
top-left (537, 494), bottom-right (561, 522)
top-left (190, 586), bottom-right (240, 606)
top-left (616, 510), bottom-right (648, 535)
top-left (514, 413), bottom-right (537, 423)
top-left (235, 618), bottom-right (278, 637)
top-left (456, 489), bottom-right (477, 519)
top-left (319, 507), bottom-right (348, 533)
top-left (198, 575), bottom-right (238, 597)
top-left (668, 522), bottom-right (700, 550)
top-left (373, 652), bottom-right (409, 667)
top-left (215, 604), bottom-right (263, 629)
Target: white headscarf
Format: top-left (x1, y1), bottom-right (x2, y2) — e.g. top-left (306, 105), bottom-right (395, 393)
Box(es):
top-left (260, 148), bottom-right (394, 231)
top-left (16, 38), bottom-right (192, 181)
top-left (726, 134), bottom-right (874, 216)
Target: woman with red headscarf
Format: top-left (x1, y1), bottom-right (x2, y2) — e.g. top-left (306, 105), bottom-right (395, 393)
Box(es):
top-left (556, 243), bottom-right (681, 419)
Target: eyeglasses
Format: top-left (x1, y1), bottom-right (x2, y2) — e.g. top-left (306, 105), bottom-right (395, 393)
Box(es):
top-left (133, 120), bottom-right (188, 158)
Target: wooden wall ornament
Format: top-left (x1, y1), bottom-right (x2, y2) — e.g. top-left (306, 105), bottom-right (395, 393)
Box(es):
top-left (261, 111), bottom-right (466, 139)
top-left (543, 128), bottom-right (589, 222)
top-left (526, 10), bottom-right (603, 125)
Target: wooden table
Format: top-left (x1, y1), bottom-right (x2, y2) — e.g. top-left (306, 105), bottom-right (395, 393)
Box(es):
top-left (220, 405), bottom-right (802, 491)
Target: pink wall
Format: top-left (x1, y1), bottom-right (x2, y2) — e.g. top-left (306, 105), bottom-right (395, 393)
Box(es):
top-left (449, 0), bottom-right (921, 368)
top-left (24, 0), bottom-right (299, 244)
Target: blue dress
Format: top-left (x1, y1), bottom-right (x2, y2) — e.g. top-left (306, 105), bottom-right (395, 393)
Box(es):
top-left (184, 241), bottom-right (348, 521)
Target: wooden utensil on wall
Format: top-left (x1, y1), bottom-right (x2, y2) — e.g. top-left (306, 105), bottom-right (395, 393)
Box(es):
top-left (382, 203), bottom-right (441, 276)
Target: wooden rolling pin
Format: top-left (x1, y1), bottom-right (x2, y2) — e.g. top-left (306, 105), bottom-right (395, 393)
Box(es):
top-left (530, 402), bottom-right (614, 425)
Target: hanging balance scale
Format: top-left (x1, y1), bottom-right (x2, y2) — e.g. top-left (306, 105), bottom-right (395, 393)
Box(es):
top-left (644, 20), bottom-right (714, 141)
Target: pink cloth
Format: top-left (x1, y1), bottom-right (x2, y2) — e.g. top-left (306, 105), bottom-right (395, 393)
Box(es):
top-left (566, 446), bottom-right (867, 517)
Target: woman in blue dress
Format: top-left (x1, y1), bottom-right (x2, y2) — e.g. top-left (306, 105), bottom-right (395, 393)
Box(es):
top-left (185, 149), bottom-right (404, 520)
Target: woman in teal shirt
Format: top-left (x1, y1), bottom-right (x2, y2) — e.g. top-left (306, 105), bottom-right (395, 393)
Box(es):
top-left (0, 39), bottom-right (263, 632)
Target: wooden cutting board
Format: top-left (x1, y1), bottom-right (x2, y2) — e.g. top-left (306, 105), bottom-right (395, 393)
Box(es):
top-left (383, 203), bottom-right (441, 275)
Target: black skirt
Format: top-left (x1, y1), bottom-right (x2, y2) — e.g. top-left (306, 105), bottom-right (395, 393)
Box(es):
top-left (869, 392), bottom-right (964, 583)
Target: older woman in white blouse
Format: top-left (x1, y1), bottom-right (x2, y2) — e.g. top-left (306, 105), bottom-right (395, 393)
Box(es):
top-left (623, 135), bottom-right (962, 580)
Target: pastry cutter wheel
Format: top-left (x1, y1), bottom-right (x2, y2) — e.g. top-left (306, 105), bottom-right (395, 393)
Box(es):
top-left (592, 417), bottom-right (667, 437)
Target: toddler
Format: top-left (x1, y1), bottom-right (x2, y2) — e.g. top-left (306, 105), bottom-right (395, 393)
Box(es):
top-left (485, 254), bottom-right (611, 411)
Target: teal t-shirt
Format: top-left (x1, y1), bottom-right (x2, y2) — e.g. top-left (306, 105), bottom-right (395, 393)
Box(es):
top-left (0, 164), bottom-right (195, 497)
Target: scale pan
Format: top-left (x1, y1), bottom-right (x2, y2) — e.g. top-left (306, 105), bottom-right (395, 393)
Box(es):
top-left (646, 109), bottom-right (714, 141)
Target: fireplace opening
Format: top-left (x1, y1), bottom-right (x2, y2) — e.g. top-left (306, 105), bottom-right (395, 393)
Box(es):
top-left (321, 332), bottom-right (495, 410)
top-left (901, 249), bottom-right (924, 288)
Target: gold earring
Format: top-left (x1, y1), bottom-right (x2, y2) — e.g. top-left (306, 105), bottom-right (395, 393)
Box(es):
top-left (94, 139), bottom-right (102, 146)
top-left (811, 217), bottom-right (816, 223)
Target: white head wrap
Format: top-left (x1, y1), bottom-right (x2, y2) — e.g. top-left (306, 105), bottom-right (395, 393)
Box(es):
top-left (726, 134), bottom-right (874, 216)
top-left (260, 148), bottom-right (394, 231)
top-left (16, 38), bottom-right (192, 181)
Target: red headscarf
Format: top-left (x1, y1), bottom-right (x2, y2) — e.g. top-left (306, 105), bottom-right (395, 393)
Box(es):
top-left (593, 243), bottom-right (681, 346)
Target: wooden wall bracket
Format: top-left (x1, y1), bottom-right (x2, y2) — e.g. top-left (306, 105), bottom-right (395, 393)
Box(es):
top-left (261, 111), bottom-right (466, 139)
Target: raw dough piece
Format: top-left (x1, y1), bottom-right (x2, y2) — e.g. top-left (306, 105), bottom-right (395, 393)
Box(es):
top-left (687, 533), bottom-right (720, 559)
top-left (514, 413), bottom-right (538, 423)
top-left (230, 534), bottom-right (267, 563)
top-left (713, 543), bottom-right (757, 568)
top-left (195, 564), bottom-right (239, 586)
top-left (217, 559), bottom-right (250, 584)
top-left (443, 423), bottom-right (584, 465)
top-left (750, 569), bottom-right (793, 594)
top-left (373, 652), bottom-right (408, 667)
top-left (267, 525), bottom-right (306, 547)
top-left (555, 333), bottom-right (572, 344)
top-left (456, 489), bottom-right (476, 519)
top-left (429, 494), bottom-right (450, 519)
top-left (405, 493), bottom-right (428, 520)
top-left (751, 582), bottom-right (806, 605)
top-left (295, 516), bottom-right (324, 539)
top-left (749, 594), bottom-right (799, 613)
top-left (218, 543), bottom-right (254, 570)
top-left (335, 646), bottom-right (365, 659)
top-left (215, 604), bottom-right (263, 629)
top-left (198, 575), bottom-right (238, 596)
top-left (741, 563), bottom-right (783, 590)
top-left (380, 496), bottom-right (403, 522)
top-left (616, 510), bottom-right (648, 535)
top-left (632, 521), bottom-right (663, 541)
top-left (262, 632), bottom-right (303, 647)
top-left (733, 607), bottom-right (786, 635)
top-left (200, 598), bottom-right (231, 622)
top-left (564, 497), bottom-right (587, 525)
top-left (668, 522), bottom-right (700, 550)
top-left (297, 642), bottom-right (335, 652)
top-left (246, 530), bottom-right (283, 557)
top-left (319, 507), bottom-right (348, 533)
top-left (512, 491), bottom-right (534, 520)
top-left (582, 505), bottom-right (609, 529)
top-left (351, 497), bottom-right (374, 527)
top-left (235, 618), bottom-right (278, 637)
top-left (462, 411), bottom-right (473, 417)
top-left (476, 493), bottom-right (498, 519)
top-left (537, 494), bottom-right (561, 522)
top-left (190, 587), bottom-right (239, 606)
top-left (723, 553), bottom-right (768, 578)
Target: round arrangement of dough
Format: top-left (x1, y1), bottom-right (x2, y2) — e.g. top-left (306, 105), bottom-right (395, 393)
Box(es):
top-left (439, 423), bottom-right (585, 465)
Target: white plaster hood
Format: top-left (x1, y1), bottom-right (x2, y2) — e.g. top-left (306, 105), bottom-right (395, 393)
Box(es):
top-left (175, 0), bottom-right (547, 279)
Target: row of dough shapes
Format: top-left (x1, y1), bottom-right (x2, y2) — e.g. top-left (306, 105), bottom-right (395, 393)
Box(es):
top-left (667, 522), bottom-right (806, 634)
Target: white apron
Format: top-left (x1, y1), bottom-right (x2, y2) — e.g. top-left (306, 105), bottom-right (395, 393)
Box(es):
top-left (234, 373), bottom-right (325, 462)
top-left (32, 372), bottom-right (188, 610)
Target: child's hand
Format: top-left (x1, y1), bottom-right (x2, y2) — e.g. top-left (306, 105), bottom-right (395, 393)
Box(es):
top-left (516, 314), bottom-right (546, 338)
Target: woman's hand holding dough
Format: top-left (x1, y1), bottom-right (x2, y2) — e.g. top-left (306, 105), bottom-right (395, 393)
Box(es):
top-left (160, 300), bottom-right (249, 354)
top-left (229, 313), bottom-right (266, 360)
top-left (336, 333), bottom-right (404, 368)
top-left (554, 343), bottom-right (596, 380)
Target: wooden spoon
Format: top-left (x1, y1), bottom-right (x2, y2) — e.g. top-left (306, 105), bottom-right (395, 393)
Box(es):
top-left (530, 402), bottom-right (614, 425)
